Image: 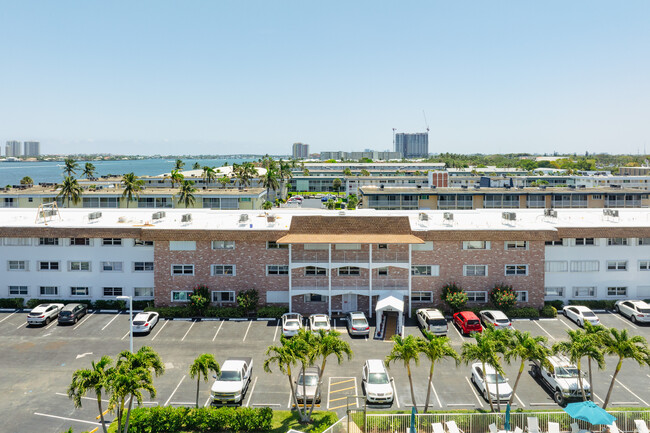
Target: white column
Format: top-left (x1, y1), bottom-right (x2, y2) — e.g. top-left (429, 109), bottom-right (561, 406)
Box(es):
top-left (368, 244), bottom-right (373, 318)
top-left (328, 244), bottom-right (332, 316)
top-left (289, 244), bottom-right (293, 313)
top-left (408, 244), bottom-right (412, 318)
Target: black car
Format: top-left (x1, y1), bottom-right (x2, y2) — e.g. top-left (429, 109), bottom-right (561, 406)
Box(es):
top-left (58, 303), bottom-right (88, 325)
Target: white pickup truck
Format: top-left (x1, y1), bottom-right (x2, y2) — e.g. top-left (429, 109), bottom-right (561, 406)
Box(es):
top-left (211, 357), bottom-right (253, 405)
top-left (531, 354), bottom-right (591, 406)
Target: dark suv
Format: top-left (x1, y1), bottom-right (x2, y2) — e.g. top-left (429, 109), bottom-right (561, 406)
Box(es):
top-left (58, 303), bottom-right (88, 325)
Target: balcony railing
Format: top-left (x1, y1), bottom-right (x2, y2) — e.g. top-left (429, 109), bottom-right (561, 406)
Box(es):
top-left (292, 251), bottom-right (329, 263)
top-left (373, 252), bottom-right (409, 263)
top-left (291, 278), bottom-right (408, 291)
top-left (292, 251), bottom-right (407, 263)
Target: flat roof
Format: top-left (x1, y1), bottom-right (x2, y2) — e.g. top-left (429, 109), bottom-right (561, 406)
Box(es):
top-left (0, 186), bottom-right (266, 197)
top-left (360, 186), bottom-right (647, 194)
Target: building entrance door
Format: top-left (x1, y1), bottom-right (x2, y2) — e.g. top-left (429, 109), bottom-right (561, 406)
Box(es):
top-left (341, 294), bottom-right (357, 312)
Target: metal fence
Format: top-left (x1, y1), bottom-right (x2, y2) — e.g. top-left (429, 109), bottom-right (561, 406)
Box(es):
top-left (322, 416), bottom-right (350, 433)
top-left (358, 411), bottom-right (650, 433)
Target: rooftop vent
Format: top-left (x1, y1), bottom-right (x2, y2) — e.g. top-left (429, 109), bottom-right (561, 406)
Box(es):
top-left (502, 212), bottom-right (517, 222)
top-left (419, 212), bottom-right (429, 222)
top-left (538, 185), bottom-right (547, 190)
top-left (181, 213), bottom-right (192, 223)
top-left (88, 211), bottom-right (102, 222)
top-left (238, 214), bottom-right (249, 224)
top-left (544, 208), bottom-right (558, 218)
top-left (152, 211), bottom-right (166, 221)
top-left (416, 184), bottom-right (422, 189)
top-left (461, 185), bottom-right (468, 190)
top-left (578, 185), bottom-right (586, 189)
top-left (430, 185), bottom-right (437, 189)
top-left (603, 209), bottom-right (620, 220)
top-left (569, 185), bottom-right (576, 190)
top-left (267, 214), bottom-right (277, 225)
top-left (504, 185), bottom-right (511, 189)
top-left (610, 184), bottom-right (622, 189)
top-left (380, 184), bottom-right (385, 189)
top-left (443, 212), bottom-right (454, 221)
top-left (473, 185), bottom-right (481, 189)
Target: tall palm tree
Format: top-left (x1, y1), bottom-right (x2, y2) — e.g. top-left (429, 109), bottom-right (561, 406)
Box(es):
top-left (237, 162), bottom-right (256, 189)
top-left (82, 162), bottom-right (96, 179)
top-left (261, 168), bottom-right (280, 201)
top-left (121, 172), bottom-right (144, 208)
top-left (461, 330), bottom-right (501, 412)
top-left (218, 175), bottom-right (230, 189)
top-left (553, 329), bottom-right (600, 401)
top-left (503, 330), bottom-right (550, 406)
top-left (174, 159), bottom-right (185, 171)
top-left (601, 328), bottom-right (650, 409)
top-left (68, 356), bottom-right (113, 433)
top-left (385, 334), bottom-right (420, 409)
top-left (325, 199), bottom-right (336, 210)
top-left (169, 169), bottom-right (184, 188)
top-left (192, 161), bottom-right (201, 170)
top-left (189, 354), bottom-right (220, 408)
top-left (582, 322), bottom-right (608, 399)
top-left (202, 166), bottom-right (217, 188)
top-left (419, 331), bottom-right (460, 412)
top-left (20, 176), bottom-right (33, 185)
top-left (63, 158), bottom-right (78, 177)
top-left (57, 176), bottom-right (83, 207)
top-left (264, 336), bottom-right (309, 421)
top-left (262, 201), bottom-right (273, 210)
top-left (332, 178), bottom-right (342, 195)
top-left (176, 180), bottom-right (197, 208)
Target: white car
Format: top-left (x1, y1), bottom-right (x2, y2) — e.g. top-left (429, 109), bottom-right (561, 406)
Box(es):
top-left (309, 314), bottom-right (331, 333)
top-left (281, 313), bottom-right (303, 337)
top-left (479, 310), bottom-right (512, 330)
top-left (27, 303), bottom-right (64, 326)
top-left (614, 300), bottom-right (650, 324)
top-left (362, 359), bottom-right (394, 404)
top-left (470, 362), bottom-right (513, 403)
top-left (563, 305), bottom-right (600, 327)
top-left (132, 312), bottom-right (159, 334)
top-left (416, 308), bottom-right (448, 335)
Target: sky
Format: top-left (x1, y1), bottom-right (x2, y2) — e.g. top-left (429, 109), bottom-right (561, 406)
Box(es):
top-left (1, 1), bottom-right (649, 156)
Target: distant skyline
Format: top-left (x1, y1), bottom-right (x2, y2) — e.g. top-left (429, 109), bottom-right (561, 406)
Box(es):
top-left (1, 1), bottom-right (649, 155)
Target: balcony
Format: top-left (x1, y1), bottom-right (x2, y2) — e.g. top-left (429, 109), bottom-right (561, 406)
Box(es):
top-left (291, 278), bottom-right (408, 291)
top-left (373, 252), bottom-right (409, 263)
top-left (292, 251), bottom-right (407, 264)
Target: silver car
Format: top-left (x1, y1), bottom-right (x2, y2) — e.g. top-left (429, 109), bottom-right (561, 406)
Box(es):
top-left (346, 311), bottom-right (370, 336)
top-left (295, 366), bottom-right (321, 403)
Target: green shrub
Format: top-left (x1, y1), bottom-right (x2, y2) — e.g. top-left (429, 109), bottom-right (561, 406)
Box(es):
top-left (544, 300), bottom-right (564, 310)
top-left (257, 305), bottom-right (289, 318)
top-left (26, 299), bottom-right (93, 309)
top-left (489, 284), bottom-right (517, 310)
top-left (0, 298), bottom-right (24, 309)
top-left (441, 282), bottom-right (468, 312)
top-left (132, 300), bottom-right (154, 310)
top-left (568, 299), bottom-right (616, 310)
top-left (540, 305), bottom-right (558, 318)
top-left (205, 307), bottom-right (244, 318)
top-left (236, 289), bottom-right (259, 313)
top-left (504, 307), bottom-right (539, 319)
top-left (93, 300), bottom-right (126, 310)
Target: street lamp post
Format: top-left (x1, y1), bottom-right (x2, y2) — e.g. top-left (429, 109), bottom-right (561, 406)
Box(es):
top-left (117, 295), bottom-right (133, 353)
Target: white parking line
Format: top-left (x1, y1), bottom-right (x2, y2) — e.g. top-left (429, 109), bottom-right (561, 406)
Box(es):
top-left (212, 321), bottom-right (224, 342)
top-left (273, 319), bottom-right (279, 342)
top-left (593, 392), bottom-right (604, 404)
top-left (0, 311), bottom-right (17, 323)
top-left (245, 376), bottom-right (258, 407)
top-left (515, 393), bottom-right (525, 408)
top-left (610, 375), bottom-right (649, 406)
top-left (101, 313), bottom-right (121, 331)
top-left (181, 321), bottom-right (196, 342)
top-left (391, 377), bottom-right (401, 408)
top-left (354, 377), bottom-right (359, 409)
top-left (73, 311), bottom-right (95, 330)
top-left (121, 330), bottom-right (130, 341)
top-left (287, 388), bottom-right (293, 409)
top-left (55, 392), bottom-right (109, 403)
top-left (430, 381), bottom-right (442, 408)
top-left (45, 318), bottom-right (59, 329)
top-left (533, 320), bottom-right (555, 340)
top-left (204, 396), bottom-right (211, 407)
top-left (327, 377), bottom-right (332, 409)
top-left (164, 375), bottom-right (186, 406)
top-left (34, 412), bottom-right (101, 427)
top-left (16, 321), bottom-right (26, 330)
top-left (558, 316), bottom-right (573, 329)
top-left (452, 322), bottom-right (463, 339)
top-left (465, 376), bottom-right (484, 408)
top-left (611, 313), bottom-right (639, 329)
top-left (242, 321), bottom-right (252, 342)
top-left (151, 320), bottom-right (169, 341)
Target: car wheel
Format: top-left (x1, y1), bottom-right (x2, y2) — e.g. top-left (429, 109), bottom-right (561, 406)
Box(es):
top-left (554, 390), bottom-right (566, 406)
top-left (632, 315), bottom-right (637, 324)
top-left (531, 365), bottom-right (540, 379)
top-left (45, 317), bottom-right (50, 325)
top-left (577, 319), bottom-right (582, 327)
top-left (74, 317), bottom-right (78, 324)
top-left (614, 305), bottom-right (620, 313)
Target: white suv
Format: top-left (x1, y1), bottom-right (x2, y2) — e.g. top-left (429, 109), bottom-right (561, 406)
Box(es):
top-left (27, 303), bottom-right (64, 325)
top-left (416, 308), bottom-right (448, 335)
top-left (362, 359), bottom-right (394, 404)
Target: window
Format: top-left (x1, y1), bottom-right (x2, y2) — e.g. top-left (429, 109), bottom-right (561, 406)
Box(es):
top-left (133, 262), bottom-right (154, 272)
top-left (573, 287), bottom-right (596, 297)
top-left (39, 237), bottom-right (59, 246)
top-left (377, 244), bottom-right (388, 249)
top-left (463, 241), bottom-right (490, 250)
top-left (70, 238), bottom-right (90, 246)
top-left (103, 287), bottom-right (123, 297)
top-left (71, 287), bottom-right (89, 296)
top-left (463, 265), bottom-right (487, 276)
top-left (305, 266), bottom-right (327, 276)
top-left (211, 241), bottom-right (235, 250)
top-left (304, 294), bottom-right (327, 302)
top-left (267, 241), bottom-right (288, 249)
top-left (505, 241), bottom-right (528, 250)
top-left (69, 261), bottom-right (91, 271)
top-left (267, 265), bottom-right (289, 275)
top-left (134, 287), bottom-right (154, 298)
top-left (338, 266), bottom-right (360, 276)
top-left (575, 238), bottom-right (595, 246)
top-left (412, 241), bottom-right (434, 251)
top-left (639, 260), bottom-right (650, 271)
top-left (411, 291), bottom-right (433, 302)
top-left (169, 241), bottom-right (196, 251)
top-left (101, 261), bottom-right (123, 272)
top-left (171, 291), bottom-right (193, 302)
top-left (505, 264), bottom-right (528, 276)
top-left (40, 286), bottom-right (58, 296)
top-left (212, 264), bottom-right (235, 275)
top-left (467, 291), bottom-right (488, 302)
top-left (134, 239), bottom-right (154, 246)
top-left (545, 240), bottom-right (564, 246)
top-left (516, 291), bottom-right (528, 302)
top-left (570, 261), bottom-right (600, 272)
top-left (172, 264), bottom-right (194, 275)
top-left (607, 238), bottom-right (628, 246)
top-left (335, 243), bottom-right (361, 250)
top-left (3, 237), bottom-right (31, 246)
top-left (638, 238), bottom-right (650, 246)
top-left (411, 265), bottom-right (440, 276)
top-left (545, 261), bottom-right (568, 272)
top-left (212, 291), bottom-right (235, 303)
top-left (592, 194), bottom-right (602, 200)
top-left (544, 287), bottom-right (565, 297)
top-left (9, 286), bottom-right (28, 295)
top-left (607, 287), bottom-right (627, 297)
top-left (39, 261), bottom-right (59, 271)
top-left (102, 238), bottom-right (122, 246)
top-left (377, 267), bottom-right (388, 276)
top-left (304, 244), bottom-right (328, 250)
top-left (8, 260), bottom-right (28, 271)
top-left (607, 260), bottom-right (627, 271)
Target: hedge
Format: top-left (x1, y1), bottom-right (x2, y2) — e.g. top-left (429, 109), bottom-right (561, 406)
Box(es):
top-left (26, 298), bottom-right (94, 309)
top-left (567, 299), bottom-right (617, 310)
top-left (144, 305), bottom-right (289, 319)
top-left (115, 406), bottom-right (273, 433)
top-left (0, 298), bottom-right (24, 309)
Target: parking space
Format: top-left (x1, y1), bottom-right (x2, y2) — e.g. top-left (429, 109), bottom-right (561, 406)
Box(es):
top-left (327, 377), bottom-right (359, 411)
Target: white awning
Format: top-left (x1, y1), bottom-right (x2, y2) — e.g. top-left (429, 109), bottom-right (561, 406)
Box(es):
top-left (375, 293), bottom-right (404, 313)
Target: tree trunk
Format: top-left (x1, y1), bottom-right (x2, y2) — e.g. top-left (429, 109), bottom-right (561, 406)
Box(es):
top-left (97, 394), bottom-right (108, 433)
top-left (577, 359), bottom-right (586, 401)
top-left (196, 377), bottom-right (200, 408)
top-left (496, 371), bottom-right (501, 413)
top-left (406, 363), bottom-right (417, 411)
top-left (588, 357), bottom-right (593, 400)
top-left (602, 357), bottom-right (623, 409)
top-left (424, 362), bottom-right (434, 412)
top-left (308, 359), bottom-right (328, 419)
top-left (301, 363), bottom-right (309, 421)
top-left (287, 369), bottom-right (302, 421)
top-left (123, 393), bottom-right (135, 433)
top-left (508, 360), bottom-right (525, 406)
top-left (482, 361), bottom-right (495, 412)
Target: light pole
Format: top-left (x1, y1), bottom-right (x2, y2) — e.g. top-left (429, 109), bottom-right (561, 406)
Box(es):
top-left (117, 295), bottom-right (133, 353)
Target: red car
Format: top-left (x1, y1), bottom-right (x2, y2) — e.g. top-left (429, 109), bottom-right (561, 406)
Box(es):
top-left (453, 311), bottom-right (483, 335)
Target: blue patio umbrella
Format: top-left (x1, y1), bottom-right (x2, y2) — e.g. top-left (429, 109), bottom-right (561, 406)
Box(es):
top-left (504, 403), bottom-right (512, 431)
top-left (411, 406), bottom-right (417, 433)
top-left (563, 401), bottom-right (616, 426)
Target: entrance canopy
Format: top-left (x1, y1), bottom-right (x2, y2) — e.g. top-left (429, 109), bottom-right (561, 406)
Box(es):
top-left (374, 292), bottom-right (405, 340)
top-left (375, 294), bottom-right (404, 314)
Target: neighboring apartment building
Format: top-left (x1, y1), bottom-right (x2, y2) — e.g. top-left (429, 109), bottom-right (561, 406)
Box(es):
top-left (23, 141), bottom-right (40, 157)
top-left (292, 142), bottom-right (309, 159)
top-left (619, 167), bottom-right (650, 176)
top-left (5, 141), bottom-right (21, 157)
top-left (394, 132), bottom-right (428, 158)
top-left (319, 151), bottom-right (402, 161)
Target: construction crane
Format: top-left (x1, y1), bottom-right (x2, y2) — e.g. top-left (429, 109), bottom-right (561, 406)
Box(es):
top-left (422, 110), bottom-right (430, 132)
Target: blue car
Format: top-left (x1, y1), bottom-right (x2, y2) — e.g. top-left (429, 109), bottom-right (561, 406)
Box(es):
top-left (321, 195), bottom-right (334, 203)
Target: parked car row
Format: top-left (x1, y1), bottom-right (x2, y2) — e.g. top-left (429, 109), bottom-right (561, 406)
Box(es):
top-left (281, 311), bottom-right (370, 337)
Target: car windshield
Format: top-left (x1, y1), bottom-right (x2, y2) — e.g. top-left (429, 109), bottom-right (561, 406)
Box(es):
top-left (285, 321), bottom-right (299, 328)
top-left (485, 373), bottom-right (507, 384)
top-left (133, 321), bottom-right (145, 326)
top-left (313, 320), bottom-right (328, 327)
top-left (583, 311), bottom-right (596, 317)
top-left (467, 320), bottom-right (480, 325)
top-left (59, 311), bottom-right (71, 316)
top-left (298, 375), bottom-right (318, 386)
top-left (352, 319), bottom-right (367, 326)
top-left (368, 373), bottom-right (389, 384)
top-left (427, 319), bottom-right (447, 326)
top-left (555, 367), bottom-right (579, 378)
top-left (219, 371), bottom-right (241, 381)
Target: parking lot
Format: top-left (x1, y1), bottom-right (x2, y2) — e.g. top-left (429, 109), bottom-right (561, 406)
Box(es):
top-left (2, 309), bottom-right (650, 432)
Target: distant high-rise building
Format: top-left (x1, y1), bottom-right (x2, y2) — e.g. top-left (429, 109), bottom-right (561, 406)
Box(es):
top-left (292, 142), bottom-right (310, 159)
top-left (5, 141), bottom-right (21, 157)
top-left (394, 132), bottom-right (428, 158)
top-left (24, 141), bottom-right (40, 157)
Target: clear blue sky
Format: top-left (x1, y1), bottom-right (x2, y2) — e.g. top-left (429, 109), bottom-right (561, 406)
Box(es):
top-left (1, 1), bottom-right (649, 155)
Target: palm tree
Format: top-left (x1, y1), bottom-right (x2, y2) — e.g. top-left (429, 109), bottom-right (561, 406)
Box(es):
top-left (218, 175), bottom-right (230, 189)
top-left (189, 354), bottom-right (220, 408)
top-left (262, 201), bottom-right (273, 210)
top-left (332, 178), bottom-right (342, 195)
top-left (582, 322), bottom-right (608, 399)
top-left (261, 168), bottom-right (280, 201)
top-left (503, 330), bottom-right (550, 406)
top-left (553, 329), bottom-right (599, 401)
top-left (601, 328), bottom-right (650, 409)
top-left (461, 330), bottom-right (501, 412)
top-left (68, 356), bottom-right (113, 433)
top-left (121, 172), bottom-right (144, 208)
top-left (176, 180), bottom-right (197, 208)
top-left (360, 169), bottom-right (370, 177)
top-left (385, 334), bottom-right (420, 409)
top-left (83, 162), bottom-right (96, 179)
top-left (57, 176), bottom-right (83, 207)
top-left (169, 169), bottom-right (184, 188)
top-left (192, 161), bottom-right (201, 170)
top-left (202, 166), bottom-right (217, 188)
top-left (343, 168), bottom-right (352, 176)
top-left (63, 158), bottom-right (78, 177)
top-left (174, 159), bottom-right (185, 171)
top-left (325, 199), bottom-right (336, 210)
top-left (303, 168), bottom-right (310, 176)
top-left (419, 331), bottom-right (460, 412)
top-left (20, 176), bottom-right (33, 185)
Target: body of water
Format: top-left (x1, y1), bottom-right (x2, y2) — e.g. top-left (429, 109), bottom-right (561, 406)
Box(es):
top-left (0, 158), bottom-right (256, 186)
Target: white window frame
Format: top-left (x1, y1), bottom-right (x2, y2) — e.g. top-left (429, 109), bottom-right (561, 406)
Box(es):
top-left (38, 261), bottom-right (60, 271)
top-left (39, 237), bottom-right (59, 246)
top-left (69, 261), bottom-right (91, 272)
top-left (211, 240), bottom-right (236, 250)
top-left (267, 265), bottom-right (289, 275)
top-left (133, 262), bottom-right (154, 272)
top-left (463, 265), bottom-right (488, 276)
top-left (377, 267), bottom-right (389, 276)
top-left (516, 291), bottom-right (528, 302)
top-left (8, 260), bottom-right (28, 271)
top-left (545, 261), bottom-right (568, 272)
top-left (266, 241), bottom-right (288, 250)
top-left (304, 294), bottom-right (327, 302)
top-left (338, 266), bottom-right (360, 276)
top-left (463, 241), bottom-right (490, 250)
top-left (211, 290), bottom-right (236, 304)
top-left (211, 264), bottom-right (235, 276)
top-left (171, 264), bottom-right (194, 275)
top-left (607, 238), bottom-right (628, 246)
top-left (575, 238), bottom-right (595, 246)
top-left (101, 261), bottom-right (123, 272)
top-left (171, 290), bottom-right (193, 302)
top-left (70, 287), bottom-right (90, 296)
top-left (412, 241), bottom-right (434, 251)
top-left (169, 241), bottom-right (196, 251)
top-left (505, 241), bottom-right (528, 250)
top-left (411, 265), bottom-right (440, 276)
top-left (606, 260), bottom-right (628, 271)
top-left (134, 239), bottom-right (154, 246)
top-left (607, 287), bottom-right (627, 297)
top-left (545, 240), bottom-right (564, 246)
top-left (570, 260), bottom-right (600, 272)
top-left (544, 287), bottom-right (565, 297)
top-left (638, 238), bottom-right (650, 246)
top-left (335, 243), bottom-right (361, 250)
top-left (466, 291), bottom-right (488, 302)
top-left (103, 287), bottom-right (123, 297)
top-left (639, 260), bottom-right (650, 271)
top-left (573, 286), bottom-right (596, 298)
top-left (40, 286), bottom-right (59, 296)
top-left (9, 285), bottom-right (28, 296)
top-left (69, 238), bottom-right (91, 246)
top-left (102, 238), bottom-right (122, 246)
top-left (3, 237), bottom-right (31, 246)
top-left (505, 264), bottom-right (528, 276)
top-left (305, 266), bottom-right (327, 276)
top-left (411, 291), bottom-right (433, 302)
top-left (134, 287), bottom-right (154, 298)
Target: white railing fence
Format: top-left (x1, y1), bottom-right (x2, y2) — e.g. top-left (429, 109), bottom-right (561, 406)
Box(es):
top-left (322, 416), bottom-right (349, 433)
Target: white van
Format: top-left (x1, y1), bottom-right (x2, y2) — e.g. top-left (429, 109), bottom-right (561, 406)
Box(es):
top-left (416, 308), bottom-right (448, 335)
